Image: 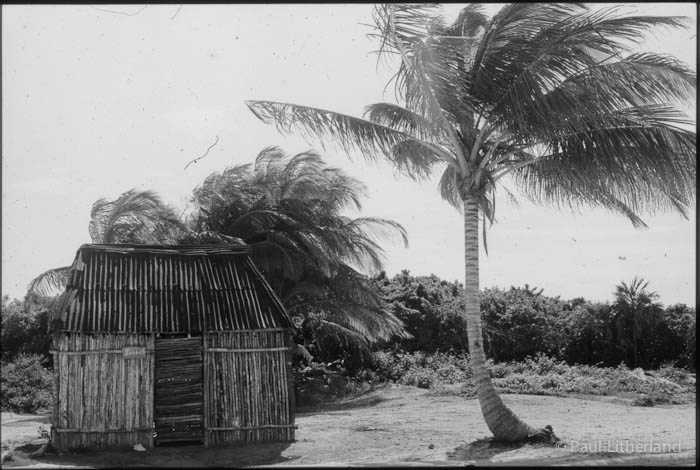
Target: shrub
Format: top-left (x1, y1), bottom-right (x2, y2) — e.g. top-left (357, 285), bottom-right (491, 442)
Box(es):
top-left (1, 354), bottom-right (54, 413)
top-left (559, 301), bottom-right (618, 366)
top-left (374, 272), bottom-right (468, 353)
top-left (292, 360), bottom-right (374, 408)
top-left (370, 350), bottom-right (472, 387)
top-left (480, 286), bottom-right (572, 362)
top-left (1, 296), bottom-right (52, 364)
top-left (663, 304), bottom-right (696, 371)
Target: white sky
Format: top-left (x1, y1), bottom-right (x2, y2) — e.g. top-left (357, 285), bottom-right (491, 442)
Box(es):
top-left (2, 4), bottom-right (696, 306)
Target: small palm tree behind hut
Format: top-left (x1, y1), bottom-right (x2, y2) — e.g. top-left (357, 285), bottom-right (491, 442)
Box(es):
top-left (50, 244), bottom-right (295, 451)
top-left (25, 189), bottom-right (186, 310)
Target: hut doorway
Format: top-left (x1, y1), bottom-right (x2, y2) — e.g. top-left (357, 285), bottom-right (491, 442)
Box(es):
top-left (154, 336), bottom-right (204, 445)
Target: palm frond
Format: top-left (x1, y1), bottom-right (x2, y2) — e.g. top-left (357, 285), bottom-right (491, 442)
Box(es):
top-left (249, 239), bottom-right (302, 280)
top-left (342, 217), bottom-right (409, 248)
top-left (327, 305), bottom-right (408, 342)
top-left (26, 266), bottom-right (70, 298)
top-left (286, 264), bottom-right (409, 342)
top-left (226, 209), bottom-right (297, 236)
top-left (513, 118), bottom-right (697, 227)
top-left (444, 4), bottom-right (489, 38)
top-left (503, 56), bottom-right (696, 140)
top-left (309, 293), bottom-right (410, 342)
top-left (316, 319), bottom-right (370, 347)
top-left (370, 3), bottom-right (444, 60)
top-left (578, 52), bottom-right (695, 107)
top-left (471, 3), bottom-right (588, 97)
top-left (390, 140), bottom-right (448, 179)
top-left (375, 4), bottom-right (484, 127)
top-left (246, 100), bottom-right (449, 179)
top-left (363, 102), bottom-right (441, 141)
top-left (316, 168), bottom-right (368, 211)
top-left (254, 145), bottom-right (289, 180)
top-left (178, 230), bottom-right (245, 246)
top-left (93, 188), bottom-right (186, 244)
top-left (475, 6), bottom-right (691, 128)
top-left (393, 38), bottom-right (474, 161)
top-left (88, 199), bottom-right (114, 243)
top-left (25, 266), bottom-right (71, 311)
top-left (281, 281), bottom-right (326, 306)
top-left (438, 165), bottom-right (463, 210)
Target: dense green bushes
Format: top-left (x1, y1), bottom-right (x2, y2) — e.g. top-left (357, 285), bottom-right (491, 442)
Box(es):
top-left (661, 304), bottom-right (696, 369)
top-left (1, 296), bottom-right (55, 413)
top-left (1, 296), bottom-right (52, 364)
top-left (1, 354), bottom-right (54, 413)
top-left (374, 272), bottom-right (696, 371)
top-left (375, 271), bottom-right (467, 353)
top-left (480, 285), bottom-right (571, 361)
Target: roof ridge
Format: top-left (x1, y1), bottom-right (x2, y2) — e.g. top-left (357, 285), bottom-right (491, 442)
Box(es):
top-left (80, 244), bottom-right (252, 255)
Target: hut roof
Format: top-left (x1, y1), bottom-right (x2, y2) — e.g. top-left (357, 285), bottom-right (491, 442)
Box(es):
top-left (52, 244), bottom-right (293, 333)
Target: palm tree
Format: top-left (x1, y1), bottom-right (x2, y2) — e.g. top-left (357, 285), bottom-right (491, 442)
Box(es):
top-left (26, 189), bottom-right (186, 308)
top-left (246, 3), bottom-right (696, 441)
top-left (88, 188), bottom-right (186, 244)
top-left (188, 146), bottom-right (411, 355)
top-left (612, 277), bottom-right (663, 368)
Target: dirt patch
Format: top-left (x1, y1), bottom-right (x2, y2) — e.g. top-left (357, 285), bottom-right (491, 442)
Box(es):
top-left (1, 413), bottom-right (51, 449)
top-left (2, 385), bottom-right (695, 467)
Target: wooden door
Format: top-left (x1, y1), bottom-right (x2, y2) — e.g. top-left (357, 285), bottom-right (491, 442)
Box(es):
top-left (154, 336), bottom-right (204, 445)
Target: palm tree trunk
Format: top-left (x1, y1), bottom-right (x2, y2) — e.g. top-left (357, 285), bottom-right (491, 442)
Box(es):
top-left (632, 318), bottom-right (639, 368)
top-left (462, 194), bottom-right (537, 441)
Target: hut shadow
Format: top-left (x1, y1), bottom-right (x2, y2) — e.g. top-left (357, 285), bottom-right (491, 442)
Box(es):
top-left (297, 391), bottom-right (390, 415)
top-left (295, 380), bottom-right (405, 415)
top-left (31, 442), bottom-right (296, 468)
top-left (2, 415), bottom-right (51, 426)
top-left (305, 395), bottom-right (389, 412)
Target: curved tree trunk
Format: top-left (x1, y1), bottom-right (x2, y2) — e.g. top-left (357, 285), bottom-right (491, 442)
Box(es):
top-left (462, 194), bottom-right (537, 441)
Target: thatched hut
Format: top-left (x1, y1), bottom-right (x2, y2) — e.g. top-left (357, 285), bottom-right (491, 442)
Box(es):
top-left (50, 244), bottom-right (295, 451)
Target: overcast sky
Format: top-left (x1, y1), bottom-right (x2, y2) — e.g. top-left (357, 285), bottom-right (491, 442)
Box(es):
top-left (2, 4), bottom-right (696, 306)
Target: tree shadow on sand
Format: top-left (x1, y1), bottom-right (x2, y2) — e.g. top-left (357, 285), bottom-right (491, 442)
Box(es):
top-left (447, 435), bottom-right (571, 465)
top-left (447, 437), bottom-right (530, 461)
top-left (446, 439), bottom-right (697, 467)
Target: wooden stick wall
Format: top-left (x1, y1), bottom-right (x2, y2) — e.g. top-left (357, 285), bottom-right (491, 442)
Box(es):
top-left (51, 333), bottom-right (154, 451)
top-left (204, 330), bottom-right (294, 445)
top-left (51, 330), bottom-right (294, 451)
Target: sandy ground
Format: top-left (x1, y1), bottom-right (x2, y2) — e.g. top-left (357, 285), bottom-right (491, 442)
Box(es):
top-left (1, 385), bottom-right (696, 467)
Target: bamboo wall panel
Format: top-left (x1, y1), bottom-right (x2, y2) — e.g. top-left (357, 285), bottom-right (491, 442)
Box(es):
top-left (51, 333), bottom-right (154, 451)
top-left (204, 331), bottom-right (294, 445)
top-left (53, 245), bottom-right (293, 334)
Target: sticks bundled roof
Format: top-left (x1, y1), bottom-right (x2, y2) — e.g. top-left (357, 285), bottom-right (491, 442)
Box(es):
top-left (52, 244), bottom-right (293, 333)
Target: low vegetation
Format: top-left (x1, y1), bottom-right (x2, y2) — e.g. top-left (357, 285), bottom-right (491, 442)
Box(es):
top-left (370, 351), bottom-right (694, 404)
top-left (294, 352), bottom-right (695, 410)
